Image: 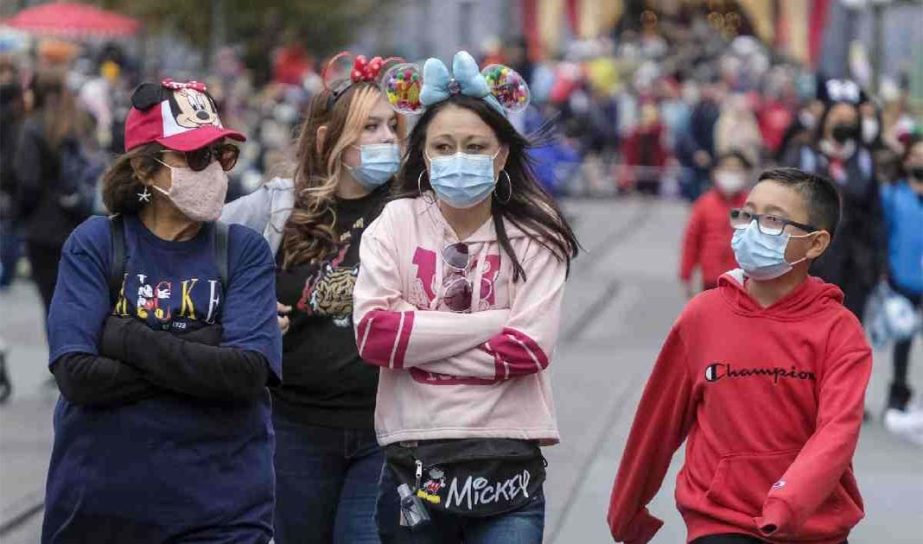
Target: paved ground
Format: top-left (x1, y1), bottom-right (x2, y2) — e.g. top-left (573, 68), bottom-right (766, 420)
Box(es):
top-left (1, 198), bottom-right (921, 543)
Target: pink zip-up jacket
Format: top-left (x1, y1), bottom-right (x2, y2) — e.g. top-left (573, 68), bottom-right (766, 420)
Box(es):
top-left (353, 195), bottom-right (566, 446)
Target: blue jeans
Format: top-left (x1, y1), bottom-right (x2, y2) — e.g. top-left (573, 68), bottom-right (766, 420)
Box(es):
top-left (376, 464), bottom-right (545, 544)
top-left (272, 411), bottom-right (384, 544)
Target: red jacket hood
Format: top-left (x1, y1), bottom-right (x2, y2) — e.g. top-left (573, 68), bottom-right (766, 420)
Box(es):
top-left (717, 269), bottom-right (845, 322)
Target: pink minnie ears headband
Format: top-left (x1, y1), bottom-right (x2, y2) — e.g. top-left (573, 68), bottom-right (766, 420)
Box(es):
top-left (379, 50), bottom-right (530, 116)
top-left (322, 51), bottom-right (404, 103)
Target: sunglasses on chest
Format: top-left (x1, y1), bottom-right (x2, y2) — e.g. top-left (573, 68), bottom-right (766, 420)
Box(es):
top-left (442, 243), bottom-right (473, 313)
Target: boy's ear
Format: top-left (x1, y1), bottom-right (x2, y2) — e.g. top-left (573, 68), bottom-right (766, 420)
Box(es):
top-left (805, 230), bottom-right (832, 260)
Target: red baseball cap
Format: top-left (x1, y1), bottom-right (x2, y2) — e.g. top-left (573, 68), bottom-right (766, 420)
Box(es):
top-left (124, 79), bottom-right (245, 152)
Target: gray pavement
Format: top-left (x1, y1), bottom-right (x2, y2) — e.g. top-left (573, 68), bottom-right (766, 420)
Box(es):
top-left (1, 198), bottom-right (921, 543)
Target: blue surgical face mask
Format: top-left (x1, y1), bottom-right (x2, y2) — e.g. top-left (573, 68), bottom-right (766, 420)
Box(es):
top-left (345, 143), bottom-right (400, 189)
top-left (731, 221), bottom-right (810, 280)
top-left (426, 150), bottom-right (500, 209)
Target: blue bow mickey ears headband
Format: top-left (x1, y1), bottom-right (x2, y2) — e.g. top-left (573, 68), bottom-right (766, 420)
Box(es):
top-left (379, 50), bottom-right (530, 116)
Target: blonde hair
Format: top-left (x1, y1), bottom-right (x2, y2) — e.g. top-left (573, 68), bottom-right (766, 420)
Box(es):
top-left (281, 83), bottom-right (404, 268)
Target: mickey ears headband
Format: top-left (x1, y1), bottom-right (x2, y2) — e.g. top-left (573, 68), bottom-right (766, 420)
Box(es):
top-left (818, 78), bottom-right (867, 105)
top-left (322, 51), bottom-right (404, 102)
top-left (379, 50), bottom-right (530, 116)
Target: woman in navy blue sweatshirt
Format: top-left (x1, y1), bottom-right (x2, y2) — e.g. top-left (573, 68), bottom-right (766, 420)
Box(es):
top-left (43, 79), bottom-right (281, 543)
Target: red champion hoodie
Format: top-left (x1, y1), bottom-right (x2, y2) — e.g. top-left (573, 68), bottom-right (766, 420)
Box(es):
top-left (607, 270), bottom-right (872, 544)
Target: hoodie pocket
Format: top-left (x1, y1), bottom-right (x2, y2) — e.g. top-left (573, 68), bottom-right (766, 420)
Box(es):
top-left (706, 449), bottom-right (800, 517)
top-left (706, 451), bottom-right (864, 537)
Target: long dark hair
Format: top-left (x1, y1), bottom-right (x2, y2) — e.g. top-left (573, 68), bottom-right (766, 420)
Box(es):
top-left (393, 94), bottom-right (579, 281)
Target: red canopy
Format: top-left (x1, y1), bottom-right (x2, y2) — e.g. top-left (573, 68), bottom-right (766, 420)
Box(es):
top-left (4, 2), bottom-right (141, 39)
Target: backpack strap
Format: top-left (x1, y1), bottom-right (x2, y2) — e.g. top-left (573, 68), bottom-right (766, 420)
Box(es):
top-left (108, 215), bottom-right (126, 305)
top-left (214, 221), bottom-right (230, 289)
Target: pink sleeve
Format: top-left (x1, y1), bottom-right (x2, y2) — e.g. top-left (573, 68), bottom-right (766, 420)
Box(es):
top-left (414, 239), bottom-right (568, 381)
top-left (353, 219), bottom-right (509, 370)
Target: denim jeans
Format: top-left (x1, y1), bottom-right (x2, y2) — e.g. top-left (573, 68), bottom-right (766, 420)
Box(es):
top-left (272, 410), bottom-right (384, 544)
top-left (375, 464), bottom-right (545, 544)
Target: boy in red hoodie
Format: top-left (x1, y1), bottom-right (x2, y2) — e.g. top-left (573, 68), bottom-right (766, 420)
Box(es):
top-left (608, 168), bottom-right (872, 544)
top-left (680, 151), bottom-right (752, 297)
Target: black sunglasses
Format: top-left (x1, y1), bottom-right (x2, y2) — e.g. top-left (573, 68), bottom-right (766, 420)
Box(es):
top-left (161, 143), bottom-right (240, 172)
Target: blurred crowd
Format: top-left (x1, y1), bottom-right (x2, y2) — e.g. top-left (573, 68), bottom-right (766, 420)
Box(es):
top-left (2, 10), bottom-right (920, 212)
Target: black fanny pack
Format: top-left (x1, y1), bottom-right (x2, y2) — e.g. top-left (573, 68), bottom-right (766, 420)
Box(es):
top-left (384, 438), bottom-right (546, 518)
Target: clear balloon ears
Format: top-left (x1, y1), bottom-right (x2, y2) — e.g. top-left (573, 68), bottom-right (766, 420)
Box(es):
top-left (380, 50), bottom-right (530, 117)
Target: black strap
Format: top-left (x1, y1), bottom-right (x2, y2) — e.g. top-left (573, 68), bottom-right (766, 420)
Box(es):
top-left (108, 215), bottom-right (126, 305)
top-left (214, 221), bottom-right (229, 289)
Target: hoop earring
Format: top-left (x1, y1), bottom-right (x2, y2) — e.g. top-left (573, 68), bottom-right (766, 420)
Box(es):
top-left (417, 169), bottom-right (426, 195)
top-left (137, 186), bottom-right (152, 203)
top-left (494, 171), bottom-right (512, 204)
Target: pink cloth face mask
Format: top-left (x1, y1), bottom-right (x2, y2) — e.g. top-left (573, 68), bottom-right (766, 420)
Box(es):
top-left (153, 159), bottom-right (228, 222)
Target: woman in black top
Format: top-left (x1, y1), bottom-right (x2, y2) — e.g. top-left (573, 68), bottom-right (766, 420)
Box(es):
top-left (222, 54), bottom-right (405, 543)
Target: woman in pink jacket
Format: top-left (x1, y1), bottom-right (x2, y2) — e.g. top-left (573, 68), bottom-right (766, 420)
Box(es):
top-left (353, 51), bottom-right (578, 543)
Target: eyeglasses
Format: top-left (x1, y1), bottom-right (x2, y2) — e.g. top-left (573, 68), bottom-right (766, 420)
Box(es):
top-left (730, 209), bottom-right (817, 236)
top-left (160, 143), bottom-right (239, 172)
top-left (442, 243), bottom-right (472, 313)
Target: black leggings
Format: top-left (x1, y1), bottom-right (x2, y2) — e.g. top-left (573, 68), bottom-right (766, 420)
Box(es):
top-left (26, 240), bottom-right (63, 323)
top-left (890, 282), bottom-right (922, 410)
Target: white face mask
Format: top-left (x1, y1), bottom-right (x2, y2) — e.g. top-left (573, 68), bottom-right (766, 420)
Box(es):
top-left (713, 171), bottom-right (747, 194)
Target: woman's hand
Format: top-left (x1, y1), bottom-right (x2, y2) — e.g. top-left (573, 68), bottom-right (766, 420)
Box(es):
top-left (277, 302), bottom-right (292, 335)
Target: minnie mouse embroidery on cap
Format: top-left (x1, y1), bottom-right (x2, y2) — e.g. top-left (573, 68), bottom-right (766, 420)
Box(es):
top-left (124, 78), bottom-right (245, 152)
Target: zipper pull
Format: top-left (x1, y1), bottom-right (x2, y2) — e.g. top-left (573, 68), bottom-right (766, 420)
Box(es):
top-left (414, 459), bottom-right (423, 491)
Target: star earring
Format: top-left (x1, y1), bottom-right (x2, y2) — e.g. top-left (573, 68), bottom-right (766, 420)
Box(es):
top-left (138, 186), bottom-right (152, 203)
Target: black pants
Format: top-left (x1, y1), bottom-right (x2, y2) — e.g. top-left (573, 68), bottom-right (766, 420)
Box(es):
top-left (693, 536), bottom-right (766, 544)
top-left (693, 536), bottom-right (847, 544)
top-left (26, 240), bottom-right (63, 323)
top-left (889, 282), bottom-right (922, 410)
